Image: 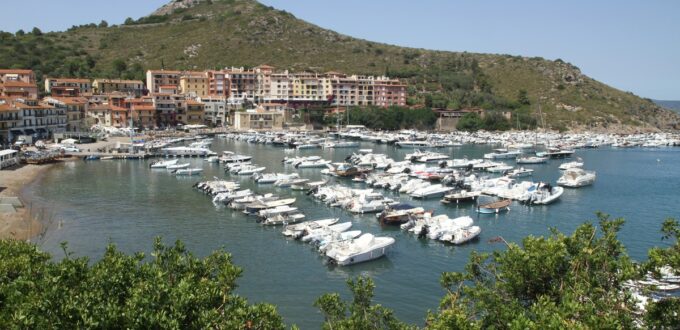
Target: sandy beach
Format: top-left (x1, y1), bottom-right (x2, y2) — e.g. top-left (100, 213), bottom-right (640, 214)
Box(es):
top-left (0, 162), bottom-right (55, 240)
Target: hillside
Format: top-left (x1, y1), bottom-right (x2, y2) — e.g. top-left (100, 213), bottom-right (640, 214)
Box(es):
top-left (1, 0), bottom-right (678, 131)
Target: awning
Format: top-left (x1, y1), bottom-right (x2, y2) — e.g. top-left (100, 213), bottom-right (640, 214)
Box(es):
top-left (24, 129), bottom-right (36, 135)
top-left (10, 129), bottom-right (24, 135)
top-left (36, 128), bottom-right (47, 132)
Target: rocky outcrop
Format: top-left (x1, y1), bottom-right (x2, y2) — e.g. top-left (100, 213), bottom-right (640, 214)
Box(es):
top-left (152, 0), bottom-right (206, 16)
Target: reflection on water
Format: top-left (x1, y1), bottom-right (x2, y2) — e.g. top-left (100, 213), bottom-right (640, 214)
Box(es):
top-left (29, 140), bottom-right (680, 328)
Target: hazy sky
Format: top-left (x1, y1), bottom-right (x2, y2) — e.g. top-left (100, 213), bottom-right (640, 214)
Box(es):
top-left (1, 0), bottom-right (678, 100)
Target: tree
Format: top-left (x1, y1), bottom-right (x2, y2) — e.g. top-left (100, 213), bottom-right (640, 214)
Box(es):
top-left (456, 112), bottom-right (483, 131)
top-left (426, 213), bottom-right (640, 329)
top-left (98, 20), bottom-right (109, 28)
top-left (0, 238), bottom-right (285, 329)
top-left (112, 58), bottom-right (127, 77)
top-left (31, 27), bottom-right (43, 36)
top-left (517, 89), bottom-right (530, 105)
top-left (15, 29), bottom-right (25, 36)
top-left (642, 218), bottom-right (680, 328)
top-left (124, 17), bottom-right (135, 25)
top-left (315, 276), bottom-right (415, 330)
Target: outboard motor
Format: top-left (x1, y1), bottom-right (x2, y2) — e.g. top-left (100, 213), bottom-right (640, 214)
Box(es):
top-left (418, 225), bottom-right (429, 239)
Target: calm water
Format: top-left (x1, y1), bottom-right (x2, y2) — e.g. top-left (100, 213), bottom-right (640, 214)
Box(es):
top-left (29, 140), bottom-right (680, 328)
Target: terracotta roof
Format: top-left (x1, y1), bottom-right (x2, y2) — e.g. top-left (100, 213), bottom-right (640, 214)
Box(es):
top-left (0, 69), bottom-right (33, 74)
top-left (14, 102), bottom-right (51, 110)
top-left (48, 78), bottom-right (91, 83)
top-left (111, 106), bottom-right (127, 112)
top-left (132, 105), bottom-right (155, 111)
top-left (48, 97), bottom-right (88, 105)
top-left (1, 81), bottom-right (37, 87)
top-left (147, 69), bottom-right (181, 74)
top-left (94, 79), bottom-right (143, 84)
top-left (0, 103), bottom-right (17, 112)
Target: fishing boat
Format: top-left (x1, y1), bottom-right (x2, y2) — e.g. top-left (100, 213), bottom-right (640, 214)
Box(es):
top-left (325, 233), bottom-right (395, 266)
top-left (476, 198), bottom-right (511, 214)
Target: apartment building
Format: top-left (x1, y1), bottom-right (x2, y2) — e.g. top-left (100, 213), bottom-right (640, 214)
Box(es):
top-left (373, 77), bottom-right (407, 107)
top-left (226, 67), bottom-right (256, 100)
top-left (207, 70), bottom-right (229, 97)
top-left (93, 79), bottom-right (145, 97)
top-left (146, 70), bottom-right (181, 94)
top-left (14, 98), bottom-right (67, 138)
top-left (185, 100), bottom-right (205, 125)
top-left (233, 108), bottom-right (285, 130)
top-left (44, 97), bottom-right (89, 131)
top-left (87, 103), bottom-right (113, 127)
top-left (0, 69), bottom-right (38, 99)
top-left (126, 97), bottom-right (155, 128)
top-left (44, 78), bottom-right (92, 97)
top-left (180, 72), bottom-right (209, 97)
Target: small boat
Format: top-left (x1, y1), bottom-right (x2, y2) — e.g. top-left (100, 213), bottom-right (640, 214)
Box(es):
top-left (409, 184), bottom-right (454, 198)
top-left (446, 226), bottom-right (482, 245)
top-left (100, 156), bottom-right (115, 160)
top-left (486, 164), bottom-right (514, 173)
top-left (83, 155), bottom-right (100, 161)
top-left (261, 213), bottom-right (306, 226)
top-left (516, 156), bottom-right (548, 164)
top-left (237, 166), bottom-right (266, 176)
top-left (167, 163), bottom-right (190, 170)
top-left (174, 168), bottom-right (203, 176)
top-left (483, 148), bottom-right (521, 160)
top-left (150, 159), bottom-right (179, 168)
top-left (441, 190), bottom-right (481, 204)
top-left (258, 205), bottom-right (299, 219)
top-left (476, 199), bottom-right (511, 214)
top-left (301, 222), bottom-right (353, 242)
top-left (282, 218), bottom-right (340, 237)
top-left (377, 204), bottom-right (428, 225)
top-left (204, 156), bottom-right (220, 163)
top-left (559, 161), bottom-right (584, 170)
top-left (507, 167), bottom-right (534, 178)
top-left (295, 159), bottom-right (332, 168)
top-left (325, 233), bottom-right (395, 266)
top-left (526, 183), bottom-right (564, 205)
top-left (244, 198), bottom-right (297, 214)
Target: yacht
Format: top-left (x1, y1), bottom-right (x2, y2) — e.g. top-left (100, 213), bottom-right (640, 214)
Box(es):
top-left (516, 156), bottom-right (548, 164)
top-left (409, 184), bottom-right (454, 198)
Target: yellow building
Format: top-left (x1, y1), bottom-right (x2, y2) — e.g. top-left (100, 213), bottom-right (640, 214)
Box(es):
top-left (180, 72), bottom-right (209, 97)
top-left (92, 79), bottom-right (144, 97)
top-left (185, 100), bottom-right (205, 125)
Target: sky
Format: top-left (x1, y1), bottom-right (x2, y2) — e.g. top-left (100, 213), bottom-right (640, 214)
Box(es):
top-left (0, 0), bottom-right (678, 100)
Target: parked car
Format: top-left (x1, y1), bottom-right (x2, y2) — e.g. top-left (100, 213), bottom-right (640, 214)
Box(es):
top-left (60, 145), bottom-right (81, 153)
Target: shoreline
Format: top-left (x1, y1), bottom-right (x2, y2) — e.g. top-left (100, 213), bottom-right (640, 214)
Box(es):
top-left (0, 162), bottom-right (57, 241)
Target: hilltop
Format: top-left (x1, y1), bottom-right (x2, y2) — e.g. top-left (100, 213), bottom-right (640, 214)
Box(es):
top-left (1, 0), bottom-right (678, 131)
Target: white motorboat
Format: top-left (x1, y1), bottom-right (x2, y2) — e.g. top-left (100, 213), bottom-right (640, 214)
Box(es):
top-left (236, 166), bottom-right (266, 176)
top-left (409, 184), bottom-right (454, 198)
top-left (559, 161), bottom-right (584, 170)
top-left (162, 146), bottom-right (214, 157)
top-left (167, 163), bottom-right (190, 170)
top-left (174, 168), bottom-right (203, 176)
top-left (204, 156), bottom-right (220, 163)
top-left (483, 148), bottom-right (521, 160)
top-left (396, 140), bottom-right (432, 148)
top-left (486, 164), bottom-right (514, 173)
top-left (317, 230), bottom-right (363, 252)
top-left (525, 183), bottom-right (564, 205)
top-left (150, 159), bottom-right (179, 168)
top-left (301, 222), bottom-right (353, 242)
top-left (258, 205), bottom-right (298, 218)
top-left (557, 168), bottom-right (596, 187)
top-left (244, 198), bottom-right (297, 214)
top-left (507, 167), bottom-right (534, 178)
top-left (516, 156), bottom-right (548, 164)
top-left (229, 193), bottom-right (278, 210)
top-left (254, 173), bottom-right (299, 184)
top-left (221, 153), bottom-right (252, 163)
top-left (282, 218), bottom-right (339, 237)
top-left (444, 226), bottom-right (482, 245)
top-left (295, 159), bottom-right (332, 168)
top-left (325, 233), bottom-right (395, 266)
top-left (261, 213), bottom-right (306, 226)
top-left (440, 190), bottom-right (481, 204)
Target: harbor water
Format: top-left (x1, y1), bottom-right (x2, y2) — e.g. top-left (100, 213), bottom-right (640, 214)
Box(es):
top-left (29, 140), bottom-right (680, 328)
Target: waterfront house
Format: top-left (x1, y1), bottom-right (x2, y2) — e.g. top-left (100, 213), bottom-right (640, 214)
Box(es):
top-left (185, 100), bottom-right (205, 125)
top-left (44, 97), bottom-right (89, 132)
